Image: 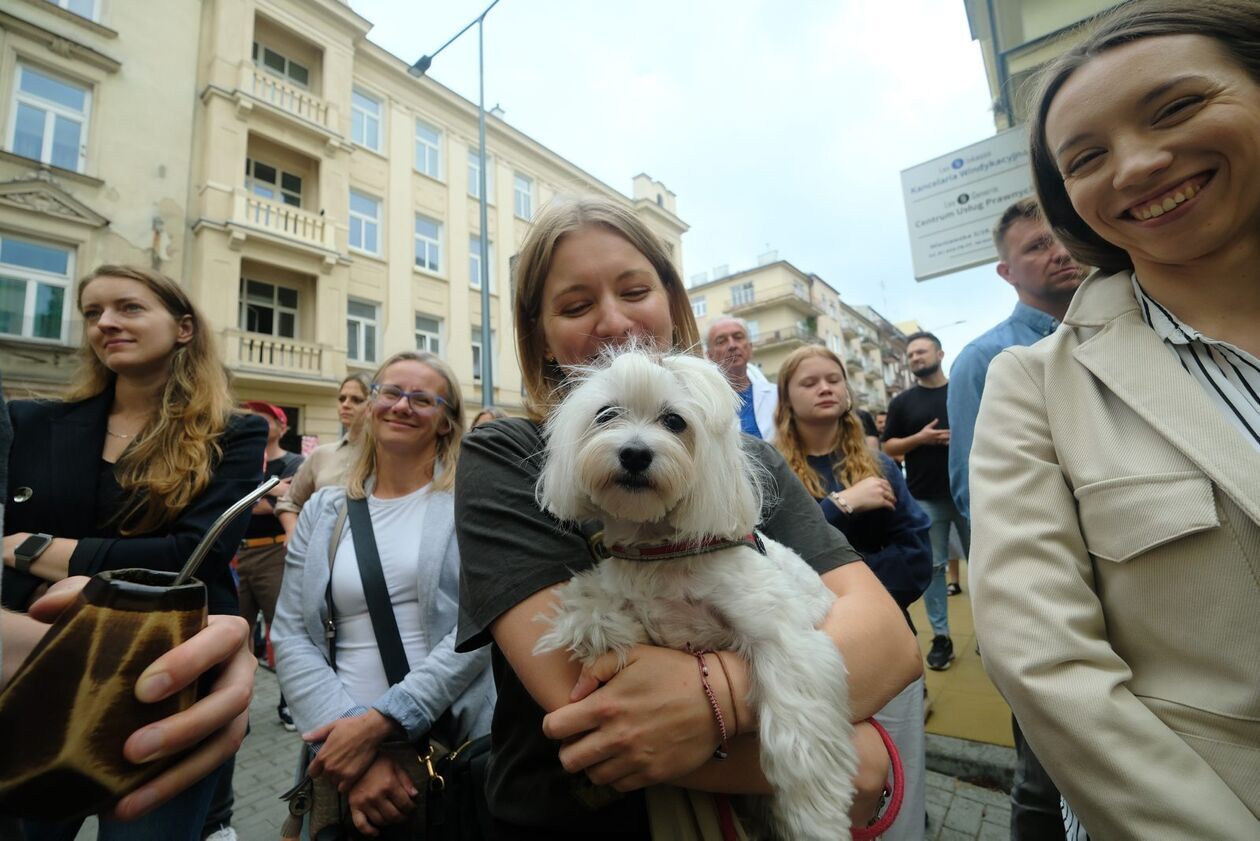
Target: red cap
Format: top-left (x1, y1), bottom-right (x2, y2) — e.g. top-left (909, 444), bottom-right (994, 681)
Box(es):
top-left (241, 401), bottom-right (287, 426)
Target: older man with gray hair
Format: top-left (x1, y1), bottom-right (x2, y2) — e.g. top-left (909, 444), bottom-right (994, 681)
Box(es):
top-left (705, 316), bottom-right (777, 439)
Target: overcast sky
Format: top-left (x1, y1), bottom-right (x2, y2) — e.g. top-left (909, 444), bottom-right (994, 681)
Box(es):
top-left (349, 0), bottom-right (1019, 368)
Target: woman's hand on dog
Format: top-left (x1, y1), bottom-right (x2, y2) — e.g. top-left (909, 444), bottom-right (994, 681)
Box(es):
top-left (543, 644), bottom-right (733, 791)
top-left (833, 477), bottom-right (895, 514)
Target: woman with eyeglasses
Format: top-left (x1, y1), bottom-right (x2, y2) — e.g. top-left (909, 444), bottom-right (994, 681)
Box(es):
top-left (273, 351), bottom-right (494, 839)
top-left (275, 373), bottom-right (372, 540)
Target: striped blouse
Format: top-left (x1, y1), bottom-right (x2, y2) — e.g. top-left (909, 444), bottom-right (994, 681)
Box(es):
top-left (1133, 276), bottom-right (1260, 451)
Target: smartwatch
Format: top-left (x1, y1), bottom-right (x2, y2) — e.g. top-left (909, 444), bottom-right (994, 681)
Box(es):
top-left (14, 533), bottom-right (54, 574)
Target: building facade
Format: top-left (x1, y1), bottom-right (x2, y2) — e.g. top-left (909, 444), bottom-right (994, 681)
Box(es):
top-left (0, 0), bottom-right (685, 441)
top-left (686, 260), bottom-right (908, 413)
top-left (963, 0), bottom-right (1120, 130)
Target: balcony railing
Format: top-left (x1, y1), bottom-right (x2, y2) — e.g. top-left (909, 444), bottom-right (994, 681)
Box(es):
top-left (752, 325), bottom-right (820, 348)
top-left (230, 190), bottom-right (337, 253)
top-left (224, 329), bottom-right (328, 378)
top-left (242, 64), bottom-right (333, 131)
top-left (727, 283), bottom-right (822, 317)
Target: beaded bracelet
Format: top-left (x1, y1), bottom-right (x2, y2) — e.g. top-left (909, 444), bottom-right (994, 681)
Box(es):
top-left (686, 644), bottom-right (729, 760)
top-left (711, 651), bottom-right (741, 738)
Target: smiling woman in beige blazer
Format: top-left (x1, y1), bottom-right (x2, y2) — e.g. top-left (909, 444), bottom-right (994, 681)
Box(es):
top-left (968, 2), bottom-right (1260, 840)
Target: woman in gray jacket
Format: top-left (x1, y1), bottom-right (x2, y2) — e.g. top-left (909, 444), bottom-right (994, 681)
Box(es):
top-left (273, 351), bottom-right (494, 838)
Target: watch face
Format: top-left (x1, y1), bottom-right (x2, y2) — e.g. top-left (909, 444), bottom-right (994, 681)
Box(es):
top-left (17, 534), bottom-right (52, 560)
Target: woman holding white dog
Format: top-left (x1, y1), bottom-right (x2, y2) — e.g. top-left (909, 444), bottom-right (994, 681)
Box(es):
top-left (273, 351), bottom-right (494, 838)
top-left (774, 344), bottom-right (933, 841)
top-left (454, 196), bottom-right (922, 839)
top-left (969, 1), bottom-right (1260, 837)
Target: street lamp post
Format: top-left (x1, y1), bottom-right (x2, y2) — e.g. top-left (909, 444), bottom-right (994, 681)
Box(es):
top-left (409, 0), bottom-right (501, 407)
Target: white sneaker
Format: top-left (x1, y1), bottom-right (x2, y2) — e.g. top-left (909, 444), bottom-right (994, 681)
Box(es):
top-left (205, 828), bottom-right (238, 841)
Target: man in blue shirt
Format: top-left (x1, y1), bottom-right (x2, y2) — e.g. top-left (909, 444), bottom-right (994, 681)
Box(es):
top-left (948, 198), bottom-right (1086, 519)
top-left (947, 198), bottom-right (1086, 841)
top-left (706, 317), bottom-right (777, 439)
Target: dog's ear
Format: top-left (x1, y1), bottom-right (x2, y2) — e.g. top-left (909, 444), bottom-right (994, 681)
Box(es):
top-left (663, 355), bottom-right (763, 537)
top-left (536, 375), bottom-right (599, 523)
top-left (661, 355), bottom-right (739, 433)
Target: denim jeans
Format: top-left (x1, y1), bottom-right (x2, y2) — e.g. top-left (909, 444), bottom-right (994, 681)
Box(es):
top-left (21, 761), bottom-right (224, 841)
top-left (914, 497), bottom-right (970, 638)
top-left (873, 675), bottom-right (927, 841)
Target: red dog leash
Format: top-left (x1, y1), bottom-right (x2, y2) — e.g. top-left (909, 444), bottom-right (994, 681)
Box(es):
top-left (711, 718), bottom-right (904, 840)
top-left (851, 718), bottom-right (905, 840)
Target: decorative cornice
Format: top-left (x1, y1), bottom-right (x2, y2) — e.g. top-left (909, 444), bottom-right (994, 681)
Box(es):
top-left (17, 0), bottom-right (118, 39)
top-left (0, 172), bottom-right (109, 227)
top-left (0, 9), bottom-right (121, 72)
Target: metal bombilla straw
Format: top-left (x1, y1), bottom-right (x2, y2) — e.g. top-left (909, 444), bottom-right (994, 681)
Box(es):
top-left (174, 476), bottom-right (281, 586)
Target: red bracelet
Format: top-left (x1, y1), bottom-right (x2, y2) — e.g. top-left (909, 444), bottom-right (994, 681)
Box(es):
top-left (686, 644), bottom-right (729, 760)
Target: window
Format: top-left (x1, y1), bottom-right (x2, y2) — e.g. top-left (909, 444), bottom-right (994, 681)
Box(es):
top-left (415, 314), bottom-right (442, 353)
top-left (469, 235), bottom-right (494, 291)
top-left (349, 191), bottom-right (381, 255)
top-left (0, 234), bottom-right (72, 342)
top-left (414, 214), bottom-right (442, 273)
top-left (10, 64), bottom-right (90, 172)
top-left (467, 147), bottom-right (493, 200)
top-left (691, 297), bottom-right (706, 318)
top-left (513, 173), bottom-right (533, 220)
top-left (245, 158), bottom-right (302, 207)
top-left (346, 299), bottom-right (379, 364)
top-left (351, 88), bottom-right (382, 151)
top-left (731, 282), bottom-right (754, 307)
top-left (252, 42), bottom-right (309, 88)
top-left (414, 119), bottom-right (441, 178)
top-left (239, 278), bottom-right (298, 338)
top-left (471, 327), bottom-right (496, 382)
top-left (745, 320), bottom-right (760, 341)
top-left (793, 279), bottom-right (808, 299)
top-left (51, 0), bottom-right (97, 20)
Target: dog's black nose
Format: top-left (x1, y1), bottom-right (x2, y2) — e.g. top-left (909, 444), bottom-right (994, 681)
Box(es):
top-left (618, 445), bottom-right (653, 474)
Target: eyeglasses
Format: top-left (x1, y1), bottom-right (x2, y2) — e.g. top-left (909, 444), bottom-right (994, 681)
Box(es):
top-left (370, 384), bottom-right (448, 412)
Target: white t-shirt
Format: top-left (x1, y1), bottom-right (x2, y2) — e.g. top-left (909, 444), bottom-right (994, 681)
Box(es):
top-left (330, 485), bottom-right (433, 706)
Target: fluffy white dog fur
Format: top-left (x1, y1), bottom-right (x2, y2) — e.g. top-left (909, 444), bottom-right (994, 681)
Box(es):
top-left (533, 348), bottom-right (857, 841)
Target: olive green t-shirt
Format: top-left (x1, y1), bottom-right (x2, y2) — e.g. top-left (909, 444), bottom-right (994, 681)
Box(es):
top-left (454, 418), bottom-right (861, 838)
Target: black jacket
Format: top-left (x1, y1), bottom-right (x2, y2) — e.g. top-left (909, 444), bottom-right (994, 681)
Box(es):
top-left (3, 390), bottom-right (267, 614)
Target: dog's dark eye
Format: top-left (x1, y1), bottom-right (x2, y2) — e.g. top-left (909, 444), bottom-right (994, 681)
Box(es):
top-left (595, 406), bottom-right (619, 425)
top-left (660, 413), bottom-right (687, 433)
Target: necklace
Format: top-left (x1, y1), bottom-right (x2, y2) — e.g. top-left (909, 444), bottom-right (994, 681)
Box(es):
top-left (106, 428), bottom-right (134, 440)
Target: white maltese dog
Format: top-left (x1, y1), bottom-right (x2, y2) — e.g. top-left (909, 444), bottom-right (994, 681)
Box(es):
top-left (534, 347), bottom-right (857, 841)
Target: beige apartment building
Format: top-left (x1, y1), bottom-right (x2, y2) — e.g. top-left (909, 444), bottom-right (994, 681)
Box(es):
top-left (687, 260), bottom-right (907, 413)
top-left (964, 0), bottom-right (1120, 130)
top-left (0, 0), bottom-right (685, 442)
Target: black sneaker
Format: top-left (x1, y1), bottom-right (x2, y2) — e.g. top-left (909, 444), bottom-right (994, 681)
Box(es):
top-left (927, 635), bottom-right (955, 671)
top-left (946, 582), bottom-right (962, 596)
top-left (278, 704), bottom-right (296, 732)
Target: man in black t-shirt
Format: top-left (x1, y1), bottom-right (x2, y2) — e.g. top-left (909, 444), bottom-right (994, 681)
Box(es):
top-left (881, 332), bottom-right (970, 670)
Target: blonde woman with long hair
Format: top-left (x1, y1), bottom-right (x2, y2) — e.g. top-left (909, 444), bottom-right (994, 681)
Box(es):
top-left (775, 344), bottom-right (932, 841)
top-left (273, 351), bottom-right (493, 839)
top-left (3, 265), bottom-right (267, 841)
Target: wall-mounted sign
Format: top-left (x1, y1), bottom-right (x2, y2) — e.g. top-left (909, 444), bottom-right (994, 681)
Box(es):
top-left (900, 126), bottom-right (1033, 281)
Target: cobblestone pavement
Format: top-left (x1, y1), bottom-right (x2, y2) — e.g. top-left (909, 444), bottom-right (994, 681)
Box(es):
top-left (76, 667), bottom-right (1014, 841)
top-left (926, 768), bottom-right (1012, 841)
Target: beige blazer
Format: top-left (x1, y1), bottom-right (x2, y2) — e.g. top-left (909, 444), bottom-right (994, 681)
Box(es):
top-left (969, 269), bottom-right (1260, 841)
top-left (273, 438), bottom-right (361, 516)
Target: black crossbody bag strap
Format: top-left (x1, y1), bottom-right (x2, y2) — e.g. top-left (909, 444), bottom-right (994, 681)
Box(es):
top-left (345, 496), bottom-right (412, 687)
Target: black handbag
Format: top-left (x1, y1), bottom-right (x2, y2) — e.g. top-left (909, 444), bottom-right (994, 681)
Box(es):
top-left (281, 497), bottom-right (492, 841)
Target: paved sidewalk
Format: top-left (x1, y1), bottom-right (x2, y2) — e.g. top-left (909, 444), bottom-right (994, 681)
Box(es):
top-left (926, 769), bottom-right (1012, 841)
